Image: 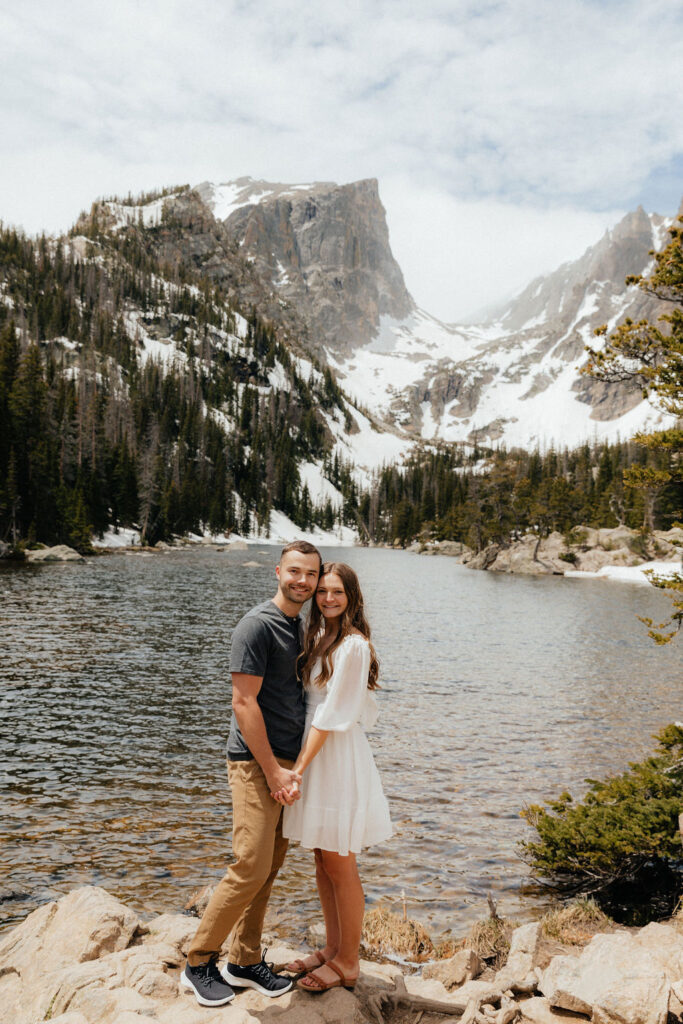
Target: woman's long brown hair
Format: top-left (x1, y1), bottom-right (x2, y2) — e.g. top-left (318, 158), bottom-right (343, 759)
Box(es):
top-left (299, 562), bottom-right (379, 690)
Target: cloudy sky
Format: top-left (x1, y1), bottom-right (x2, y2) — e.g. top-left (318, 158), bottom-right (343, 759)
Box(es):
top-left (3, 0), bottom-right (683, 320)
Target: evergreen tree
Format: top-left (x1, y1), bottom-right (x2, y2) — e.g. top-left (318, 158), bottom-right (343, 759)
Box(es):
top-left (585, 216), bottom-right (683, 641)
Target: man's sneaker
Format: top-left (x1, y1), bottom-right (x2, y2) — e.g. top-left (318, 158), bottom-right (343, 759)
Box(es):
top-left (222, 950), bottom-right (292, 997)
top-left (180, 959), bottom-right (235, 1006)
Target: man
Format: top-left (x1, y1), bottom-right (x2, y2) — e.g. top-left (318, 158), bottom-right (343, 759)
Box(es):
top-left (181, 540), bottom-right (322, 1008)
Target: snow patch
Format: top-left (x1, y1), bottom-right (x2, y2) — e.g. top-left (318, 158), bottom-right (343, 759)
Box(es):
top-left (565, 559), bottom-right (682, 584)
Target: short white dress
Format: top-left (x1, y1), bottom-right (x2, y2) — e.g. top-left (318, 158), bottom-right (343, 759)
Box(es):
top-left (283, 634), bottom-right (393, 857)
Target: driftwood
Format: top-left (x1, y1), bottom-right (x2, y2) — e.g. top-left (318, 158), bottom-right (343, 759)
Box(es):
top-left (364, 970), bottom-right (538, 1024)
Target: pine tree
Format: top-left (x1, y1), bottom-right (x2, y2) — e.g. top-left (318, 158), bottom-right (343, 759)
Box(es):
top-left (585, 216), bottom-right (683, 641)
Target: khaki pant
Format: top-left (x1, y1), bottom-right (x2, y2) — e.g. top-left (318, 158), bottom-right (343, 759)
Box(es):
top-left (187, 757), bottom-right (292, 967)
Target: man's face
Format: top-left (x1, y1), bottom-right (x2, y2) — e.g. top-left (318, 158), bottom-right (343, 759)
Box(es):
top-left (276, 551), bottom-right (320, 606)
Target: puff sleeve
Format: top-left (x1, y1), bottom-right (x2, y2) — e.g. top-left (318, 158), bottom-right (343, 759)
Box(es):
top-left (311, 636), bottom-right (374, 732)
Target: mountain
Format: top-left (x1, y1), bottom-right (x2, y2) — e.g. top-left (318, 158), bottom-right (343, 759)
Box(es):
top-left (195, 176), bottom-right (414, 358)
top-left (180, 177), bottom-right (677, 450)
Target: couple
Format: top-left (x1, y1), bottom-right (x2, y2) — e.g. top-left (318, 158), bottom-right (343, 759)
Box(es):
top-left (180, 540), bottom-right (393, 1007)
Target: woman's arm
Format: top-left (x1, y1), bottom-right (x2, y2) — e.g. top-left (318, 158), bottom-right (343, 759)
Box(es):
top-left (272, 726), bottom-right (329, 803)
top-left (293, 725), bottom-right (329, 774)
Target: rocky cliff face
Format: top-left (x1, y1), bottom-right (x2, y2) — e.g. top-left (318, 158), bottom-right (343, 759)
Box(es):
top-left (196, 177), bottom-right (414, 357)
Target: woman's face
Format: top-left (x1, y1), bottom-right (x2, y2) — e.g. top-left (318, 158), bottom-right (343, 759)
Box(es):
top-left (316, 572), bottom-right (349, 622)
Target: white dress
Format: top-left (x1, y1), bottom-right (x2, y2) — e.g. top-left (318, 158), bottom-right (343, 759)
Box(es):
top-left (283, 634), bottom-right (393, 857)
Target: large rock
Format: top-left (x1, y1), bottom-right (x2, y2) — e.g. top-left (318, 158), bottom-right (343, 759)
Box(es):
top-left (501, 922), bottom-right (542, 981)
top-left (0, 887), bottom-right (141, 1024)
top-left (144, 912), bottom-right (198, 954)
top-left (538, 924), bottom-right (683, 1024)
top-left (486, 534), bottom-right (568, 575)
top-left (26, 544), bottom-right (86, 562)
top-left (0, 886), bottom-right (140, 972)
top-left (519, 996), bottom-right (577, 1023)
top-left (422, 947), bottom-right (482, 988)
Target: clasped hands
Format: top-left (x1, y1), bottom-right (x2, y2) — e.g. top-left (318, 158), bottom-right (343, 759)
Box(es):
top-left (268, 766), bottom-right (302, 806)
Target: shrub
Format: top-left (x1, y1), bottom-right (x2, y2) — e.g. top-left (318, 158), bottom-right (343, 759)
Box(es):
top-left (520, 723), bottom-right (683, 892)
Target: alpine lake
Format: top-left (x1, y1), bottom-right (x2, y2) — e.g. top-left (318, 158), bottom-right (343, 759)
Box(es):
top-left (2, 545), bottom-right (682, 944)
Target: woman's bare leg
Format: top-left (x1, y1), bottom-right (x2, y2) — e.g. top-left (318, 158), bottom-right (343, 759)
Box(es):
top-left (299, 849), bottom-right (363, 987)
top-left (286, 849), bottom-right (339, 971)
top-left (314, 848), bottom-right (341, 958)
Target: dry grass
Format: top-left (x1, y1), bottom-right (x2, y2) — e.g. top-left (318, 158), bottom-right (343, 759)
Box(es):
top-left (541, 898), bottom-right (612, 946)
top-left (362, 906), bottom-right (434, 959)
top-left (464, 915), bottom-right (513, 969)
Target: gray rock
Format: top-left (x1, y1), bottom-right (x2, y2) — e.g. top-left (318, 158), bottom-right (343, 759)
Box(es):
top-left (502, 921), bottom-right (542, 979)
top-left (307, 921), bottom-right (327, 947)
top-left (422, 947), bottom-right (482, 989)
top-left (519, 996), bottom-right (576, 1022)
top-left (26, 544), bottom-right (86, 563)
top-left (538, 925), bottom-right (683, 1024)
top-left (228, 539), bottom-right (249, 551)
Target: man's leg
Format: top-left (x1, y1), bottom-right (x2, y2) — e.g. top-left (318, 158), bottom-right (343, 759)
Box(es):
top-left (186, 759), bottom-right (286, 966)
top-left (227, 792), bottom-right (289, 965)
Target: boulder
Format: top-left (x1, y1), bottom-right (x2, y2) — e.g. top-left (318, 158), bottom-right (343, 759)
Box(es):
top-left (596, 525), bottom-right (639, 551)
top-left (307, 921), bottom-right (327, 947)
top-left (145, 912), bottom-right (198, 953)
top-left (488, 536), bottom-right (567, 575)
top-left (501, 922), bottom-right (542, 980)
top-left (0, 886), bottom-right (140, 972)
top-left (44, 1014), bottom-right (90, 1024)
top-left (422, 947), bottom-right (482, 988)
top-left (538, 927), bottom-right (680, 1024)
top-left (465, 544), bottom-right (500, 570)
top-left (0, 887), bottom-right (141, 1024)
top-left (519, 996), bottom-right (577, 1022)
top-left (573, 546), bottom-right (640, 572)
top-left (228, 539), bottom-right (249, 551)
top-left (26, 544), bottom-right (86, 563)
top-left (655, 526), bottom-right (683, 546)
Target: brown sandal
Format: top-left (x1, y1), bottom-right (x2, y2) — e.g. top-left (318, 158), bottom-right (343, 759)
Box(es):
top-left (297, 960), bottom-right (357, 993)
top-left (285, 949), bottom-right (327, 975)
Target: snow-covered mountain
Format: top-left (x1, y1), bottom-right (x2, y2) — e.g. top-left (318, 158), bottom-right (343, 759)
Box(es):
top-left (194, 177), bottom-right (678, 450)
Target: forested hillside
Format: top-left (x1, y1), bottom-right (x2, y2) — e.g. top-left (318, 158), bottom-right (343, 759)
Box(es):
top-left (367, 440), bottom-right (680, 548)
top-left (0, 203), bottom-right (355, 549)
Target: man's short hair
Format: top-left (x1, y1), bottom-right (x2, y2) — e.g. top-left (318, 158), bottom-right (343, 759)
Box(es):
top-left (279, 540), bottom-right (322, 572)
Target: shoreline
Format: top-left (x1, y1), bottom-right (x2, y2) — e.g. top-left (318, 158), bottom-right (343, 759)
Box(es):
top-left (413, 524), bottom-right (683, 584)
top-left (3, 885), bottom-right (683, 1024)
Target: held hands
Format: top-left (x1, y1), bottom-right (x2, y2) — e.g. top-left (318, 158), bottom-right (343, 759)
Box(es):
top-left (267, 765), bottom-right (302, 805)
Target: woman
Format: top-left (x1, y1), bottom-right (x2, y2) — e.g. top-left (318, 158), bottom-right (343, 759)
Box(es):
top-left (279, 562), bottom-right (392, 993)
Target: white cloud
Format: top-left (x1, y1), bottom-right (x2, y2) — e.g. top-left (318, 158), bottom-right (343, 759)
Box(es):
top-left (380, 180), bottom-right (626, 320)
top-left (2, 0), bottom-right (682, 318)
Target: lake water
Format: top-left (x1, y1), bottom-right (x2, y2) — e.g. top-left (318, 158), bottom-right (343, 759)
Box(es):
top-left (1, 546), bottom-right (681, 943)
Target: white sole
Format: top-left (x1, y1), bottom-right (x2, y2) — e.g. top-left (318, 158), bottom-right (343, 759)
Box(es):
top-left (221, 968), bottom-right (292, 998)
top-left (180, 970), bottom-right (235, 1006)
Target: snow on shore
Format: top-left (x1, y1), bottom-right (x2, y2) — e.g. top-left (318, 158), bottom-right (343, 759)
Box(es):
top-left (565, 559), bottom-right (683, 585)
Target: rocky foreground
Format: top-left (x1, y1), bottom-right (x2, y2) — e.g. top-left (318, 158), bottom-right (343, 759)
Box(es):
top-left (2, 887), bottom-right (683, 1024)
top-left (418, 525), bottom-right (683, 576)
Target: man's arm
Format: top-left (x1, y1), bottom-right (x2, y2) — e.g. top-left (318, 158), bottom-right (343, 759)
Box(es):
top-left (231, 672), bottom-right (301, 801)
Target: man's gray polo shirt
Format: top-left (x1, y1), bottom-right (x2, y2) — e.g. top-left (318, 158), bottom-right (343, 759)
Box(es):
top-left (227, 599), bottom-right (305, 762)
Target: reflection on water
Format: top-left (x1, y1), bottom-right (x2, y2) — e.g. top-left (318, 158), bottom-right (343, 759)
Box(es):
top-left (1, 547), bottom-right (681, 940)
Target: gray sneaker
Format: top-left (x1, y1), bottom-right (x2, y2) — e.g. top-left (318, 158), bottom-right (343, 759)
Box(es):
top-left (221, 950), bottom-right (292, 997)
top-left (180, 959), bottom-right (235, 1006)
